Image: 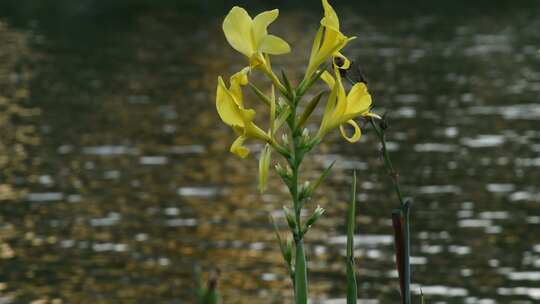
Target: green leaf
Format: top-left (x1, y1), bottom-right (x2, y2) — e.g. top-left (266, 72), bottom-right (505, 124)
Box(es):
top-left (296, 90), bottom-right (326, 129)
top-left (307, 160), bottom-right (336, 197)
top-left (297, 67), bottom-right (326, 97)
top-left (281, 69), bottom-right (293, 95)
top-left (273, 106), bottom-right (292, 135)
top-left (248, 83), bottom-right (272, 106)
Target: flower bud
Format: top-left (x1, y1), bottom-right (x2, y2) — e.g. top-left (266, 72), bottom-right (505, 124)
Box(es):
top-left (304, 206), bottom-right (325, 233)
top-left (278, 98), bottom-right (287, 109)
top-left (283, 206), bottom-right (297, 230)
top-left (299, 180), bottom-right (312, 201)
top-left (281, 133), bottom-right (289, 146)
top-left (284, 236), bottom-right (293, 265)
top-left (258, 145), bottom-right (272, 193)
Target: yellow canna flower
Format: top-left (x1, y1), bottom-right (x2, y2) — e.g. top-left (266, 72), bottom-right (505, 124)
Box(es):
top-left (304, 0), bottom-right (355, 81)
top-left (216, 68), bottom-right (273, 158)
top-left (316, 65), bottom-right (380, 143)
top-left (223, 6), bottom-right (291, 69)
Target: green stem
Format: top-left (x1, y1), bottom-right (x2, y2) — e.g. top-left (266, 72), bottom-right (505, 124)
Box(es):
top-left (291, 112), bottom-right (308, 304)
top-left (369, 118), bottom-right (405, 205)
top-left (294, 238), bottom-right (308, 304)
top-left (346, 172), bottom-right (358, 304)
top-left (280, 91), bottom-right (308, 304)
top-left (369, 118), bottom-right (411, 304)
top-left (403, 202), bottom-right (412, 304)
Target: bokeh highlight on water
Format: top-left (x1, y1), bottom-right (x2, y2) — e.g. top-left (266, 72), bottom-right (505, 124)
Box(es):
top-left (0, 1), bottom-right (539, 303)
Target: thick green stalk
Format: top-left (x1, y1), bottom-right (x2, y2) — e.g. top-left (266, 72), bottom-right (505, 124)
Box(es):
top-left (294, 238), bottom-right (308, 304)
top-left (282, 92), bottom-right (308, 304)
top-left (292, 127), bottom-right (308, 304)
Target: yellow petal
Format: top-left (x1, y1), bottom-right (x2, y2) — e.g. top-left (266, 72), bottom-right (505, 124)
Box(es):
top-left (345, 82), bottom-right (372, 118)
top-left (305, 27), bottom-right (349, 79)
top-left (230, 136), bottom-right (250, 158)
top-left (233, 105), bottom-right (271, 142)
top-left (249, 52), bottom-right (267, 68)
top-left (229, 67), bottom-right (250, 107)
top-left (252, 9), bottom-right (279, 46)
top-left (319, 72), bottom-right (339, 133)
top-left (223, 6), bottom-right (254, 57)
top-left (318, 29), bottom-right (349, 61)
top-left (365, 112), bottom-right (382, 119)
top-left (308, 27), bottom-right (323, 67)
top-left (333, 65), bottom-right (348, 118)
top-left (339, 120), bottom-right (361, 143)
top-left (321, 0), bottom-right (340, 31)
top-left (258, 144), bottom-right (272, 193)
top-left (334, 51), bottom-right (350, 69)
top-left (317, 65), bottom-right (350, 139)
top-left (259, 35), bottom-right (291, 55)
top-left (320, 71), bottom-right (335, 88)
top-left (244, 120), bottom-right (272, 142)
top-left (216, 77), bottom-right (244, 127)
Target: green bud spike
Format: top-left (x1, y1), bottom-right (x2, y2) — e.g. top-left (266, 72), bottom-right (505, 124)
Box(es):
top-left (285, 236), bottom-right (293, 265)
top-left (297, 67), bottom-right (327, 97)
top-left (248, 83), bottom-right (272, 107)
top-left (283, 206), bottom-right (297, 231)
top-left (273, 105), bottom-right (292, 135)
top-left (281, 69), bottom-right (294, 97)
top-left (303, 205), bottom-right (325, 233)
top-left (308, 160), bottom-right (336, 196)
top-left (275, 163), bottom-right (292, 186)
top-left (297, 90), bottom-right (326, 129)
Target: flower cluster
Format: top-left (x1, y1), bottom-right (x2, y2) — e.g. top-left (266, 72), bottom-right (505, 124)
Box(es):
top-left (215, 0), bottom-right (379, 192)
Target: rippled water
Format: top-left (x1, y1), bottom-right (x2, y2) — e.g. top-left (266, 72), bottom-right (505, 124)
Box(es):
top-left (0, 2), bottom-right (539, 303)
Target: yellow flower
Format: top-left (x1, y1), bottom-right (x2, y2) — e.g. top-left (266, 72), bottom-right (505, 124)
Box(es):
top-left (316, 66), bottom-right (379, 143)
top-left (216, 68), bottom-right (273, 158)
top-left (304, 0), bottom-right (355, 81)
top-left (223, 6), bottom-right (291, 69)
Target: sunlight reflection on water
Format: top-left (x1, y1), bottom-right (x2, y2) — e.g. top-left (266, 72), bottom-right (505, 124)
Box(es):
top-left (0, 2), bottom-right (539, 303)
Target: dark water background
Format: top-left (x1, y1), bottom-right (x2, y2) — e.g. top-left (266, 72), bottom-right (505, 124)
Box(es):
top-left (0, 1), bottom-right (539, 303)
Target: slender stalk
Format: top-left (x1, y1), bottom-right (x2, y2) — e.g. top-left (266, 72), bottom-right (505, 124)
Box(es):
top-left (369, 119), bottom-right (405, 205)
top-left (391, 210), bottom-right (405, 304)
top-left (403, 201), bottom-right (411, 304)
top-left (369, 118), bottom-right (411, 304)
top-left (346, 171), bottom-right (358, 304)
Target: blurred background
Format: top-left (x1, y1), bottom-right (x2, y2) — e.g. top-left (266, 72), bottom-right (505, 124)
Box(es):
top-left (0, 0), bottom-right (539, 303)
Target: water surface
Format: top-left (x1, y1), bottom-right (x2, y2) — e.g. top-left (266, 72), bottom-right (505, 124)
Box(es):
top-left (0, 2), bottom-right (539, 303)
